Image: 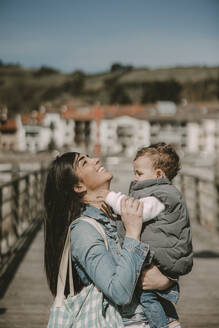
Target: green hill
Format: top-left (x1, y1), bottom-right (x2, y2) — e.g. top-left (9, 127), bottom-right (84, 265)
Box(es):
top-left (0, 62), bottom-right (218, 115)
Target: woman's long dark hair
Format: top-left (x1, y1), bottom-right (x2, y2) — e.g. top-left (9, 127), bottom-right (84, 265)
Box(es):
top-left (44, 152), bottom-right (85, 297)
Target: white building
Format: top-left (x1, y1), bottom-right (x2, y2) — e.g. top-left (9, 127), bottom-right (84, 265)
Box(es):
top-left (99, 116), bottom-right (150, 157)
top-left (201, 119), bottom-right (219, 154)
top-left (1, 102), bottom-right (218, 157)
top-left (22, 112), bottom-right (51, 153)
top-left (24, 125), bottom-right (51, 153)
top-left (187, 118), bottom-right (219, 156)
top-left (146, 102), bottom-right (187, 150)
top-left (43, 112), bottom-right (75, 149)
top-left (21, 111), bottom-right (75, 153)
top-left (0, 115), bottom-right (26, 151)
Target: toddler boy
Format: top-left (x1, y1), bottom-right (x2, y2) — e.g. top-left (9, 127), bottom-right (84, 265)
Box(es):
top-left (104, 142), bottom-right (193, 328)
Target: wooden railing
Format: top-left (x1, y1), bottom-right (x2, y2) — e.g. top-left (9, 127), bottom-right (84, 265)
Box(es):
top-left (0, 169), bottom-right (48, 293)
top-left (175, 166), bottom-right (219, 233)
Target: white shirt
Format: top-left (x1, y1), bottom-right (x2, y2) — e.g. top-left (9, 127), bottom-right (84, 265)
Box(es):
top-left (105, 191), bottom-right (165, 222)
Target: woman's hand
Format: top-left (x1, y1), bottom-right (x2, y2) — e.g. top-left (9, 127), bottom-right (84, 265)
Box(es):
top-left (121, 196), bottom-right (143, 241)
top-left (140, 264), bottom-right (174, 291)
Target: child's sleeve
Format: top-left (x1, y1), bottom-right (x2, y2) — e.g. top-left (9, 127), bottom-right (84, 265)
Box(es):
top-left (141, 197), bottom-right (165, 222)
top-left (105, 191), bottom-right (165, 222)
top-left (105, 191), bottom-right (125, 215)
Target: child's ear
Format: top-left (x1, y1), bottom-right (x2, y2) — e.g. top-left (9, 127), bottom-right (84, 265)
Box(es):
top-left (156, 169), bottom-right (166, 179)
top-left (73, 182), bottom-right (87, 194)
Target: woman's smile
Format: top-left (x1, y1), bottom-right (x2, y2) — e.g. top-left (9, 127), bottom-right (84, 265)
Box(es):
top-left (97, 166), bottom-right (105, 173)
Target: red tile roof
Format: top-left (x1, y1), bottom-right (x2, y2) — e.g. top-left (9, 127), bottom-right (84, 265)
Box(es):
top-left (62, 106), bottom-right (94, 121)
top-left (95, 105), bottom-right (146, 119)
top-left (62, 104), bottom-right (149, 121)
top-left (0, 117), bottom-right (17, 132)
top-left (21, 112), bottom-right (45, 125)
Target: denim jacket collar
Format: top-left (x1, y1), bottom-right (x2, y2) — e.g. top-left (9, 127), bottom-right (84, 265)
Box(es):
top-left (80, 204), bottom-right (118, 240)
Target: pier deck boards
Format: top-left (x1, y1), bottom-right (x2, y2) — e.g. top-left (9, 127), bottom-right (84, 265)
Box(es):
top-left (0, 221), bottom-right (219, 328)
top-left (176, 221), bottom-right (219, 328)
top-left (0, 228), bottom-right (52, 328)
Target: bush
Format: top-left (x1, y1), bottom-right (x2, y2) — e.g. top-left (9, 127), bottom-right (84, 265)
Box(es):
top-left (110, 85), bottom-right (132, 104)
top-left (141, 79), bottom-right (182, 103)
top-left (63, 72), bottom-right (85, 95)
top-left (110, 62), bottom-right (134, 72)
top-left (34, 66), bottom-right (59, 77)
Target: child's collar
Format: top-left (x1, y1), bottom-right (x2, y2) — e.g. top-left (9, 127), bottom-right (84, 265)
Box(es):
top-left (130, 178), bottom-right (171, 191)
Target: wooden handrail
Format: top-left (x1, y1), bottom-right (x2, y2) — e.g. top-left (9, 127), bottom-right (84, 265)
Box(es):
top-left (0, 168), bottom-right (48, 279)
top-left (175, 170), bottom-right (219, 233)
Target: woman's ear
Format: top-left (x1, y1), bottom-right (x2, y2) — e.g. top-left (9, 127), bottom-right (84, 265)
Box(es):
top-left (156, 169), bottom-right (166, 179)
top-left (73, 182), bottom-right (87, 194)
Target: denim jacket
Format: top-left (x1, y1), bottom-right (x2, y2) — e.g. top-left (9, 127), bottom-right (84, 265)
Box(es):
top-left (70, 205), bottom-right (151, 325)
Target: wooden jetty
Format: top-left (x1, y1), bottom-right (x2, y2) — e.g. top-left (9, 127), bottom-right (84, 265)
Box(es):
top-left (0, 218), bottom-right (219, 327)
top-left (0, 227), bottom-right (52, 328)
top-left (0, 159), bottom-right (219, 327)
top-left (176, 222), bottom-right (219, 328)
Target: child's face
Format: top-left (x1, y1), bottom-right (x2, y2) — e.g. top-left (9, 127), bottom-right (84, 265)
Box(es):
top-left (133, 155), bottom-right (162, 182)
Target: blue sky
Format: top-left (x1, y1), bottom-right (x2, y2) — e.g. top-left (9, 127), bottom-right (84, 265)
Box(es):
top-left (0, 0), bottom-right (219, 73)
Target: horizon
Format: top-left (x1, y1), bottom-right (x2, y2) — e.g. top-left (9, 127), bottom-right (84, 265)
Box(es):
top-left (1, 59), bottom-right (219, 76)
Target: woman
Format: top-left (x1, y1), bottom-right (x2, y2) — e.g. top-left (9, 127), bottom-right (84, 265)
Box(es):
top-left (44, 152), bottom-right (173, 327)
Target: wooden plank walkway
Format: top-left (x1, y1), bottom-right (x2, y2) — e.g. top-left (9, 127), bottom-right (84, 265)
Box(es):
top-left (176, 221), bottom-right (219, 328)
top-left (0, 221), bottom-right (219, 328)
top-left (0, 227), bottom-right (52, 328)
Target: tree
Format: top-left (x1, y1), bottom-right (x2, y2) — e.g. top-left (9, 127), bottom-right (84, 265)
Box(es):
top-left (63, 71), bottom-right (85, 95)
top-left (104, 76), bottom-right (118, 90)
top-left (110, 85), bottom-right (132, 104)
top-left (216, 72), bottom-right (219, 100)
top-left (111, 63), bottom-right (124, 72)
top-left (110, 62), bottom-right (134, 72)
top-left (34, 65), bottom-right (59, 77)
top-left (42, 86), bottom-right (62, 101)
top-left (141, 79), bottom-right (182, 103)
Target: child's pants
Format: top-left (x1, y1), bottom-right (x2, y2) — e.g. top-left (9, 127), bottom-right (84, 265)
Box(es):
top-left (124, 324), bottom-right (149, 327)
top-left (140, 290), bottom-right (178, 328)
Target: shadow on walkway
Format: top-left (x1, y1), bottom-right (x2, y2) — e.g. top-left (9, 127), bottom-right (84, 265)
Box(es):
top-left (0, 220), bottom-right (42, 298)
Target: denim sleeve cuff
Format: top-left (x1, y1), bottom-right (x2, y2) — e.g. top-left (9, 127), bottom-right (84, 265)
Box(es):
top-left (123, 237), bottom-right (150, 259)
top-left (123, 237), bottom-right (151, 279)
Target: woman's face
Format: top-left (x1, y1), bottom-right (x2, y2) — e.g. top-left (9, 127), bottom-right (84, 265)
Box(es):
top-left (74, 154), bottom-right (113, 192)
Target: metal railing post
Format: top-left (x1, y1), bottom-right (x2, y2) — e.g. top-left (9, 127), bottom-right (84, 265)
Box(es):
top-left (13, 179), bottom-right (19, 229)
top-left (0, 188), bottom-right (2, 265)
top-left (194, 177), bottom-right (200, 224)
top-left (0, 168), bottom-right (48, 288)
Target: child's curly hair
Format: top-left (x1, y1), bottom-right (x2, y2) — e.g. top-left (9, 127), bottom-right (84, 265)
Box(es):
top-left (134, 142), bottom-right (181, 181)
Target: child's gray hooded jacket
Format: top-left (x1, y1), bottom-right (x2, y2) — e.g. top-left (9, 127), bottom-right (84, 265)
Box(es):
top-left (129, 178), bottom-right (193, 279)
